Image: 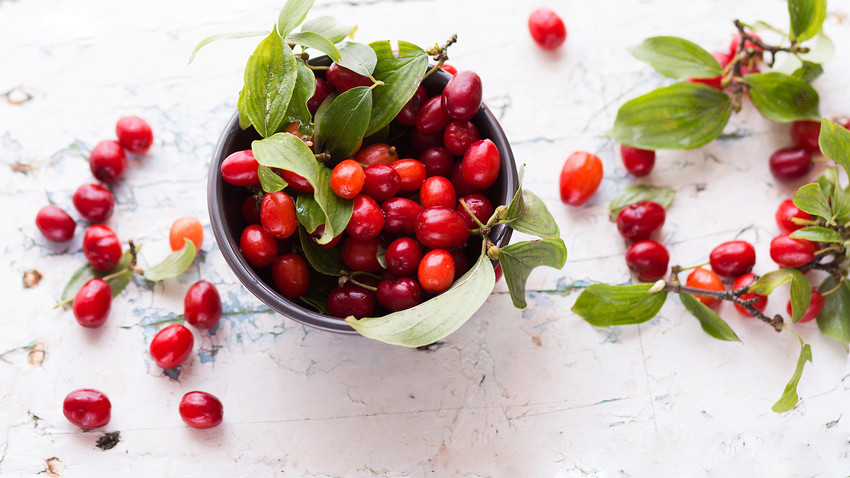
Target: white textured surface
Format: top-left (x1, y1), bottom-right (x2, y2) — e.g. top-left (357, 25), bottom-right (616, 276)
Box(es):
top-left (2, 0), bottom-right (850, 476)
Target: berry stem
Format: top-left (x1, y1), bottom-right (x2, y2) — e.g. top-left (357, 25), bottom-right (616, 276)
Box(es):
top-left (422, 34), bottom-right (458, 81)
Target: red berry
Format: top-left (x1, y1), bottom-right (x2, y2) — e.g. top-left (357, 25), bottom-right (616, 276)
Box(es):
top-left (769, 146), bottom-right (812, 180)
top-left (390, 158), bottom-right (427, 192)
top-left (441, 71), bottom-right (483, 121)
top-left (443, 120), bottom-right (480, 156)
top-left (456, 194), bottom-right (494, 229)
top-left (615, 201), bottom-right (665, 242)
top-left (418, 249), bottom-right (456, 294)
top-left (709, 240), bottom-right (756, 278)
top-left (452, 249), bottom-right (470, 280)
top-left (385, 237), bottom-right (424, 277)
top-left (341, 237), bottom-right (381, 272)
top-left (377, 277), bottom-right (423, 311)
top-left (221, 150), bottom-right (260, 187)
top-left (732, 273), bottom-right (767, 317)
top-left (729, 31), bottom-right (764, 55)
top-left (279, 169), bottom-right (314, 193)
top-left (63, 389), bottom-right (111, 429)
top-left (410, 130), bottom-right (445, 152)
top-left (382, 197), bottom-right (423, 236)
top-left (441, 64), bottom-right (458, 76)
top-left (395, 85), bottom-right (428, 126)
top-left (620, 145), bottom-right (655, 176)
top-left (326, 63), bottom-right (371, 92)
top-left (790, 120), bottom-right (822, 154)
top-left (271, 254), bottom-right (310, 298)
top-left (331, 159), bottom-right (365, 199)
top-left (528, 8), bottom-right (567, 50)
top-left (241, 194), bottom-right (262, 226)
top-left (775, 199), bottom-right (812, 233)
top-left (461, 139), bottom-right (501, 189)
top-left (328, 284), bottom-right (376, 319)
top-left (559, 151), bottom-right (603, 206)
top-left (308, 78), bottom-right (335, 114)
top-left (83, 225), bottom-right (122, 271)
top-left (355, 143), bottom-right (398, 166)
top-left (420, 146), bottom-right (454, 178)
top-left (788, 289), bottom-right (825, 323)
top-left (346, 195), bottom-right (385, 240)
top-left (420, 176), bottom-right (457, 209)
top-left (362, 164), bottom-right (401, 201)
top-left (115, 116), bottom-right (153, 154)
top-left (415, 96), bottom-right (451, 134)
top-left (624, 240), bottom-right (669, 282)
top-left (149, 324), bottom-right (194, 369)
top-left (72, 184), bottom-right (115, 223)
top-left (415, 207), bottom-right (471, 250)
top-left (169, 216), bottom-right (203, 252)
top-left (184, 281), bottom-right (222, 329)
top-left (35, 206), bottom-right (76, 242)
top-left (260, 192), bottom-right (298, 239)
top-left (687, 51), bottom-right (732, 90)
top-left (686, 267), bottom-right (724, 307)
top-left (451, 160), bottom-right (485, 198)
top-left (89, 140), bottom-right (127, 184)
top-left (494, 264), bottom-right (503, 282)
top-left (770, 233), bottom-right (816, 268)
top-left (72, 278), bottom-right (112, 328)
top-left (179, 391), bottom-right (223, 429)
top-left (240, 224), bottom-right (278, 267)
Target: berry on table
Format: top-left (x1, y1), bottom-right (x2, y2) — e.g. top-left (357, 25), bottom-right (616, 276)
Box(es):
top-left (788, 289), bottom-right (825, 323)
top-left (620, 145), bottom-right (655, 176)
top-left (169, 216), bottom-right (204, 251)
top-left (149, 324), bottom-right (194, 369)
top-left (179, 391), bottom-right (223, 429)
top-left (83, 225), bottom-right (123, 271)
top-left (559, 151), bottom-right (603, 206)
top-left (441, 71), bottom-right (483, 121)
top-left (769, 146), bottom-right (812, 180)
top-left (731, 273), bottom-right (767, 317)
top-left (35, 205), bottom-right (76, 242)
top-left (72, 184), bottom-right (115, 223)
top-left (63, 389), bottom-right (111, 429)
top-left (528, 8), bottom-right (567, 50)
top-left (89, 140), bottom-right (127, 184)
top-left (331, 159), bottom-right (365, 199)
top-left (775, 199), bottom-right (812, 233)
top-left (709, 240), bottom-right (756, 278)
top-left (115, 116), bottom-right (153, 154)
top-left (624, 240), bottom-right (669, 282)
top-left (616, 201), bottom-right (665, 242)
top-left (686, 267), bottom-right (725, 307)
top-left (73, 278), bottom-right (112, 328)
top-left (184, 281), bottom-right (222, 329)
top-left (789, 120), bottom-right (821, 154)
top-left (769, 233), bottom-right (816, 268)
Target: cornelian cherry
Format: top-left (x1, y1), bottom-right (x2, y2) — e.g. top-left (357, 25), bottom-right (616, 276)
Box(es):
top-left (528, 8), bottom-right (567, 50)
top-left (382, 197), bottom-right (423, 236)
top-left (346, 195), bottom-right (384, 240)
top-left (83, 225), bottom-right (122, 271)
top-left (415, 207), bottom-right (470, 250)
top-left (385, 237), bottom-right (424, 277)
top-left (221, 150), bottom-right (260, 187)
top-left (620, 145), bottom-right (655, 176)
top-left (410, 130), bottom-right (444, 152)
top-left (35, 206), bottom-right (76, 242)
top-left (240, 224), bottom-right (277, 267)
top-left (72, 184), bottom-right (114, 223)
top-left (418, 249), bottom-right (455, 294)
top-left (341, 237), bottom-right (381, 272)
top-left (415, 96), bottom-right (451, 134)
top-left (790, 120), bottom-right (821, 154)
top-left (63, 389), bottom-right (111, 429)
top-left (184, 281), bottom-right (222, 329)
top-left (775, 199), bottom-right (812, 233)
top-left (241, 194), bottom-right (262, 225)
top-left (625, 240), bottom-right (668, 282)
top-left (179, 391), bottom-right (223, 429)
top-left (331, 159), bottom-right (365, 199)
top-left (686, 267), bottom-right (724, 307)
top-left (260, 192), bottom-right (297, 239)
top-left (788, 289), bottom-right (825, 323)
top-left (362, 164), bottom-right (401, 201)
top-left (116, 116), bottom-right (153, 154)
top-left (328, 284), bottom-right (376, 319)
top-left (420, 176), bottom-right (457, 209)
top-left (309, 224), bottom-right (342, 249)
top-left (732, 273), bottom-right (767, 317)
top-left (461, 139), bottom-right (501, 189)
top-left (443, 120), bottom-right (480, 156)
top-left (149, 324), bottom-right (194, 369)
top-left (390, 158), bottom-right (427, 192)
top-left (451, 160), bottom-right (484, 197)
top-left (559, 151), bottom-right (603, 206)
top-left (420, 146), bottom-right (454, 178)
top-left (441, 64), bottom-right (458, 75)
top-left (770, 233), bottom-right (816, 268)
top-left (279, 169), bottom-right (314, 193)
top-left (709, 240), bottom-right (756, 278)
top-left (73, 278), bottom-right (112, 328)
top-left (170, 216), bottom-right (203, 252)
top-left (769, 146), bottom-right (812, 180)
top-left (377, 277), bottom-right (423, 311)
top-left (441, 71), bottom-right (482, 121)
top-left (89, 140), bottom-right (127, 184)
top-left (395, 85), bottom-right (428, 126)
top-left (457, 194), bottom-right (494, 229)
top-left (355, 143), bottom-right (397, 166)
top-left (451, 249), bottom-right (470, 280)
top-left (616, 201), bottom-right (665, 242)
top-left (326, 63), bottom-right (371, 92)
top-left (272, 254), bottom-right (310, 298)
top-left (308, 78), bottom-right (334, 114)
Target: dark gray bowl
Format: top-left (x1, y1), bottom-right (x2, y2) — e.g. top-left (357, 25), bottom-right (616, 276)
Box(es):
top-left (208, 66), bottom-right (519, 334)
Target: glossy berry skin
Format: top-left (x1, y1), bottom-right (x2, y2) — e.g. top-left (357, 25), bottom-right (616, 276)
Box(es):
top-left (457, 194), bottom-right (495, 229)
top-left (346, 195), bottom-right (384, 241)
top-left (709, 240), bottom-right (756, 278)
top-left (732, 273), bottom-right (768, 317)
top-left (441, 64), bottom-right (458, 75)
top-left (451, 160), bottom-right (484, 197)
top-left (170, 216), bottom-right (203, 252)
top-left (616, 201), bottom-right (665, 242)
top-left (441, 71), bottom-right (483, 121)
top-left (326, 63), bottom-right (372, 92)
top-left (308, 78), bottom-right (335, 114)
top-left (377, 277), bottom-right (423, 312)
top-left (331, 159), bottom-right (365, 199)
top-left (279, 169), bottom-right (314, 193)
top-left (729, 31), bottom-right (763, 55)
top-left (115, 116), bottom-right (153, 154)
top-left (625, 240), bottom-right (669, 282)
top-left (559, 152), bottom-right (603, 206)
top-left (418, 249), bottom-right (455, 294)
top-left (272, 254), bottom-right (310, 298)
top-left (63, 389), bottom-right (111, 429)
top-left (385, 237), bottom-right (424, 277)
top-left (179, 391), bottom-right (223, 429)
top-left (395, 85), bottom-right (428, 126)
top-left (769, 147), bottom-right (812, 180)
top-left (420, 176), bottom-right (457, 209)
top-left (149, 324), bottom-right (194, 369)
top-left (72, 184), bottom-right (115, 223)
top-left (790, 120), bottom-right (821, 154)
top-left (260, 191), bottom-right (298, 239)
top-left (221, 150), bottom-right (260, 187)
top-left (788, 289), bottom-right (825, 323)
top-left (355, 143), bottom-right (398, 166)
top-left (620, 145), bottom-right (655, 176)
top-left (362, 164), bottom-right (401, 201)
top-left (528, 8), bottom-right (567, 50)
top-left (83, 225), bottom-right (122, 271)
top-left (686, 267), bottom-right (725, 307)
top-left (382, 197), bottom-right (423, 236)
top-left (775, 199), bottom-right (812, 233)
top-left (770, 233), bottom-right (816, 268)
top-left (410, 130), bottom-right (444, 153)
top-left (240, 224), bottom-right (277, 267)
top-left (420, 146), bottom-right (454, 178)
top-left (461, 139), bottom-right (501, 189)
top-left (451, 249), bottom-right (470, 280)
top-left (328, 284), bottom-right (376, 319)
top-left (241, 194), bottom-right (262, 225)
top-left (89, 140), bottom-right (127, 184)
top-left (415, 207), bottom-right (471, 250)
top-left (184, 281), bottom-right (222, 329)
top-left (341, 237), bottom-right (381, 272)
top-left (443, 120), bottom-right (480, 156)
top-left (415, 96), bottom-right (451, 134)
top-left (73, 278), bottom-right (112, 328)
top-left (35, 206), bottom-right (76, 242)
top-left (390, 158), bottom-right (427, 192)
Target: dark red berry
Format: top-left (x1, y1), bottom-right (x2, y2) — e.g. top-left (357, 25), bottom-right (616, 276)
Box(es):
top-left (769, 146), bottom-right (812, 180)
top-left (441, 71), bottom-right (483, 121)
top-left (461, 139), bottom-right (501, 189)
top-left (35, 206), bottom-right (76, 242)
top-left (686, 267), bottom-right (724, 307)
top-left (560, 152), bottom-right (603, 206)
top-left (381, 197), bottom-right (423, 236)
top-left (770, 233), bottom-right (816, 268)
top-left (395, 85), bottom-right (428, 126)
top-left (410, 130), bottom-right (445, 152)
top-left (346, 195), bottom-right (385, 240)
top-left (415, 207), bottom-right (471, 250)
top-left (418, 249), bottom-right (455, 294)
top-left (326, 63), bottom-right (372, 92)
top-left (72, 184), bottom-right (114, 223)
top-left (385, 237), bottom-right (424, 277)
top-left (341, 237), bottom-right (381, 272)
top-left (83, 225), bottom-right (122, 271)
top-left (443, 120), bottom-right (480, 156)
top-left (63, 389), bottom-right (111, 429)
top-left (451, 160), bottom-right (485, 197)
top-left (733, 273), bottom-right (767, 317)
top-left (495, 264), bottom-right (503, 282)
top-left (457, 194), bottom-right (494, 229)
top-left (620, 145), bottom-right (655, 176)
top-left (115, 116), bottom-right (153, 154)
top-left (420, 146), bottom-right (454, 178)
top-left (241, 194), bottom-right (262, 226)
top-left (420, 176), bottom-right (457, 209)
top-left (221, 150), bottom-right (260, 187)
top-left (184, 281), bottom-right (222, 329)
top-left (260, 191), bottom-right (298, 239)
top-left (240, 224), bottom-right (278, 267)
top-left (73, 278), bottom-right (112, 328)
top-left (790, 120), bottom-right (821, 154)
top-left (362, 164), bottom-right (401, 201)
top-left (377, 277), bottom-right (423, 311)
top-left (179, 391), bottom-right (223, 429)
top-left (709, 240), bottom-right (756, 278)
top-left (528, 8), bottom-right (567, 50)
top-left (415, 96), bottom-right (451, 134)
top-left (279, 169), bottom-right (314, 193)
top-left (355, 143), bottom-right (398, 166)
top-left (775, 199), bottom-right (812, 233)
top-left (788, 289), bottom-right (825, 323)
top-left (89, 140), bottom-right (127, 184)
top-left (308, 78), bottom-right (335, 114)
top-left (328, 284), bottom-right (376, 319)
top-left (616, 201), bottom-right (665, 242)
top-left (271, 254), bottom-right (310, 298)
top-left (149, 324), bottom-right (194, 369)
top-left (451, 249), bottom-right (470, 280)
top-left (625, 240), bottom-right (669, 282)
top-left (390, 158), bottom-right (427, 192)
top-left (331, 159), bottom-right (365, 199)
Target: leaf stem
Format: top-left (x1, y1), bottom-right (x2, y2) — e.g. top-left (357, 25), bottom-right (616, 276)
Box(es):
top-left (459, 199), bottom-right (487, 229)
top-left (348, 277), bottom-right (378, 292)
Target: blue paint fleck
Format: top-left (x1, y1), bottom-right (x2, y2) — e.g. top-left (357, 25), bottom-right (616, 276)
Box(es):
top-left (163, 367), bottom-right (181, 380)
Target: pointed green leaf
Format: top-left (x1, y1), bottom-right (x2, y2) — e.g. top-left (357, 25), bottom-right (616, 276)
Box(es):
top-left (608, 185), bottom-right (675, 220)
top-left (298, 227), bottom-right (344, 276)
top-left (499, 239), bottom-right (567, 308)
top-left (628, 36), bottom-right (722, 79)
top-left (573, 283), bottom-right (668, 326)
top-left (243, 30), bottom-right (299, 137)
top-left (59, 247), bottom-right (140, 304)
top-left (237, 87), bottom-right (251, 130)
top-left (277, 0), bottom-right (314, 37)
top-left (299, 15), bottom-right (356, 44)
top-left (772, 337), bottom-right (812, 412)
top-left (283, 58), bottom-right (316, 136)
top-left (793, 182), bottom-right (833, 224)
top-left (505, 189), bottom-right (560, 239)
top-left (792, 61), bottom-right (824, 83)
top-left (144, 240), bottom-right (196, 282)
top-left (609, 82), bottom-right (732, 150)
top-left (788, 0), bottom-right (827, 42)
top-left (679, 293), bottom-right (741, 341)
top-left (286, 31), bottom-right (341, 62)
top-left (337, 42), bottom-right (377, 77)
top-left (366, 40), bottom-right (428, 136)
top-left (819, 118), bottom-right (850, 177)
top-left (790, 226), bottom-right (842, 243)
top-left (311, 92), bottom-right (337, 153)
top-left (295, 195), bottom-right (325, 234)
top-left (317, 86), bottom-right (372, 160)
top-left (817, 277), bottom-right (850, 351)
top-left (744, 72), bottom-right (819, 123)
top-left (748, 269), bottom-right (810, 322)
top-left (258, 165), bottom-right (287, 193)
top-left (188, 30), bottom-right (269, 64)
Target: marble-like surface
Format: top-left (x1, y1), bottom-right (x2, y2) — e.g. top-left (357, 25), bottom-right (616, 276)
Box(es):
top-left (2, 0), bottom-right (850, 476)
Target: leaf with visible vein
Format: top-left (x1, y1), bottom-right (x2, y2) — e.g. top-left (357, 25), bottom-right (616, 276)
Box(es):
top-left (144, 240), bottom-right (197, 281)
top-left (628, 36), bottom-right (722, 79)
top-left (772, 336), bottom-right (812, 413)
top-left (572, 284), bottom-right (668, 326)
top-left (679, 293), bottom-right (740, 341)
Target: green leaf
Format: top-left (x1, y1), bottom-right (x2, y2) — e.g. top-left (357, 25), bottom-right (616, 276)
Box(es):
top-left (366, 40), bottom-right (428, 136)
top-left (346, 246), bottom-right (495, 347)
top-left (748, 269), bottom-right (810, 323)
top-left (816, 166), bottom-right (839, 198)
top-left (283, 58), bottom-right (316, 136)
top-left (819, 118), bottom-right (850, 177)
top-left (286, 31), bottom-right (341, 62)
top-left (772, 336), bottom-right (812, 413)
top-left (818, 278), bottom-right (850, 351)
top-left (572, 284), bottom-right (668, 326)
top-left (788, 0), bottom-right (827, 42)
top-left (243, 30), bottom-right (299, 137)
top-left (744, 72), bottom-right (819, 123)
top-left (277, 0), bottom-right (314, 37)
top-left (295, 195), bottom-right (325, 234)
top-left (792, 61), bottom-right (824, 83)
top-left (609, 82), bottom-right (732, 150)
top-left (317, 86), bottom-right (373, 160)
top-left (628, 36), bottom-right (722, 79)
top-left (252, 133), bottom-right (353, 243)
top-left (337, 42), bottom-right (377, 77)
top-left (505, 189), bottom-right (560, 239)
top-left (59, 247), bottom-right (139, 304)
top-left (608, 185), bottom-right (675, 220)
top-left (299, 15), bottom-right (356, 44)
top-left (237, 87), bottom-right (251, 130)
top-left (793, 183), bottom-right (833, 224)
top-left (258, 165), bottom-right (287, 193)
top-left (832, 185), bottom-right (850, 224)
top-left (311, 92), bottom-right (337, 153)
top-left (498, 239), bottom-right (567, 308)
top-left (188, 30), bottom-right (269, 64)
top-left (144, 239), bottom-right (197, 282)
top-left (679, 293), bottom-right (741, 341)
top-left (297, 227), bottom-right (344, 276)
top-left (790, 226), bottom-right (842, 243)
